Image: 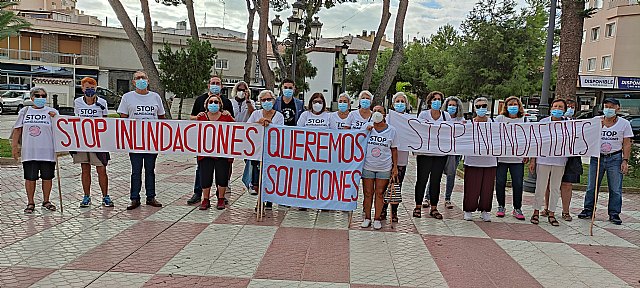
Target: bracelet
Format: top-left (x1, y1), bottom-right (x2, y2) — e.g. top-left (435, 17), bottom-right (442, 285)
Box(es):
top-left (623, 159), bottom-right (629, 162)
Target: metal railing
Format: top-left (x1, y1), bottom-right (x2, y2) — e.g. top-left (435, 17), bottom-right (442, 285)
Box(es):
top-left (0, 48), bottom-right (98, 66)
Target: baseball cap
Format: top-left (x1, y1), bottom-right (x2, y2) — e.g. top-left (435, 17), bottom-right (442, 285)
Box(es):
top-left (603, 98), bottom-right (620, 106)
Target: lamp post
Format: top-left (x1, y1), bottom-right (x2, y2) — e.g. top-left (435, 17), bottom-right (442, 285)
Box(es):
top-left (341, 41), bottom-right (349, 93)
top-left (540, 0), bottom-right (557, 116)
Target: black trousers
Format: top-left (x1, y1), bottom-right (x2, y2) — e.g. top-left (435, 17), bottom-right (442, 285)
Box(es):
top-left (414, 155), bottom-right (447, 206)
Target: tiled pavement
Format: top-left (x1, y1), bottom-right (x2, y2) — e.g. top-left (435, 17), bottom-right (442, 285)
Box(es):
top-left (1, 154), bottom-right (639, 288)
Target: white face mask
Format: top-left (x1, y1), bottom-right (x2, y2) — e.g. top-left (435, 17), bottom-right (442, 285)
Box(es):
top-left (236, 91), bottom-right (244, 98)
top-left (372, 111), bottom-right (384, 123)
top-left (312, 103), bottom-right (323, 113)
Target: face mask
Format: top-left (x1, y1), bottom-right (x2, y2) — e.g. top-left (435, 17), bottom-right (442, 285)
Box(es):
top-left (360, 99), bottom-right (371, 109)
top-left (431, 100), bottom-right (442, 110)
top-left (312, 103), bottom-right (323, 113)
top-left (603, 108), bottom-right (616, 118)
top-left (207, 103), bottom-right (220, 113)
top-left (565, 108), bottom-right (575, 117)
top-left (372, 111), bottom-right (384, 123)
top-left (338, 103), bottom-right (349, 112)
top-left (33, 98), bottom-right (46, 108)
top-left (236, 91), bottom-right (244, 99)
top-left (84, 88), bottom-right (96, 97)
top-left (135, 79), bottom-right (148, 90)
top-left (394, 103), bottom-right (406, 113)
top-left (507, 106), bottom-right (519, 115)
top-left (476, 107), bottom-right (488, 117)
top-left (551, 109), bottom-right (564, 118)
top-left (262, 101), bottom-right (274, 111)
top-left (283, 89), bottom-right (294, 99)
top-left (447, 106), bottom-right (457, 115)
top-left (209, 85), bottom-right (221, 94)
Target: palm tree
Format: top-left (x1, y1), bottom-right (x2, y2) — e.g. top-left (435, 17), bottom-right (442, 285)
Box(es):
top-left (0, 1), bottom-right (30, 39)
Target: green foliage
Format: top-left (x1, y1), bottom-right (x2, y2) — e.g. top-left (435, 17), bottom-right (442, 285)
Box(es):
top-left (395, 82), bottom-right (418, 108)
top-left (0, 138), bottom-right (11, 158)
top-left (0, 1), bottom-right (31, 39)
top-left (277, 45), bottom-right (317, 91)
top-left (346, 50), bottom-right (391, 94)
top-left (630, 144), bottom-right (640, 178)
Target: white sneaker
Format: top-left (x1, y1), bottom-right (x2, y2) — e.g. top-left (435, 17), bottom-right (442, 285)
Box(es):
top-left (481, 211), bottom-right (492, 222)
top-left (463, 211), bottom-right (473, 221)
top-left (373, 220), bottom-right (382, 230)
top-left (360, 219), bottom-right (371, 228)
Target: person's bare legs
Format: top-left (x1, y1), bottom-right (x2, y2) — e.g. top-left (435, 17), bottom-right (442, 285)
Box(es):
top-left (42, 180), bottom-right (52, 202)
top-left (561, 182), bottom-right (573, 215)
top-left (81, 163), bottom-right (91, 196)
top-left (374, 179), bottom-right (389, 220)
top-left (218, 186), bottom-right (226, 199)
top-left (26, 180), bottom-right (36, 204)
top-left (363, 179), bottom-right (375, 220)
top-left (96, 166), bottom-right (108, 197)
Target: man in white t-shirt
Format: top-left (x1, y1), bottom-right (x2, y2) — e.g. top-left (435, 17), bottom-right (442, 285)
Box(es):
top-left (578, 98), bottom-right (632, 225)
top-left (117, 71), bottom-right (166, 210)
top-left (74, 77), bottom-right (113, 208)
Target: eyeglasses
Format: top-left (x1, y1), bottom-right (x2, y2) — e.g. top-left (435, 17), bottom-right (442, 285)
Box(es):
top-left (208, 100), bottom-right (220, 104)
top-left (261, 98), bottom-right (274, 102)
top-left (475, 104), bottom-right (488, 109)
top-left (134, 76), bottom-right (147, 80)
top-left (34, 93), bottom-right (47, 98)
top-left (283, 86), bottom-right (294, 89)
top-left (210, 82), bottom-right (221, 85)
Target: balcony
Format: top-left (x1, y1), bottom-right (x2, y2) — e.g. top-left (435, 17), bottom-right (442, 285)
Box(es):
top-left (0, 48), bottom-right (98, 66)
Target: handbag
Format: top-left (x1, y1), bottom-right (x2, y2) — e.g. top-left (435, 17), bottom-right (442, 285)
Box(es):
top-left (384, 177), bottom-right (402, 204)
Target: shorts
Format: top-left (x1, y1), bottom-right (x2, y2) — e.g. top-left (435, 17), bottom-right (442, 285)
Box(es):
top-left (23, 161), bottom-right (55, 181)
top-left (562, 173), bottom-right (580, 184)
top-left (362, 169), bottom-right (390, 180)
top-left (198, 157), bottom-right (231, 189)
top-left (72, 152), bottom-right (104, 166)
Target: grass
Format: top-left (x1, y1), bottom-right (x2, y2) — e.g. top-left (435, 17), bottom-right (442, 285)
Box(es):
top-left (108, 113), bottom-right (120, 118)
top-left (0, 138), bottom-right (12, 158)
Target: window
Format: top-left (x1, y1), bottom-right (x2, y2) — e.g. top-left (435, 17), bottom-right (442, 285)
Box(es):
top-left (601, 55), bottom-right (612, 70)
top-left (595, 0), bottom-right (603, 9)
top-left (215, 59), bottom-right (229, 70)
top-left (587, 58), bottom-right (597, 71)
top-left (591, 27), bottom-right (600, 41)
top-left (582, 30), bottom-right (586, 43)
top-left (579, 59), bottom-right (583, 72)
top-left (605, 23), bottom-right (616, 37)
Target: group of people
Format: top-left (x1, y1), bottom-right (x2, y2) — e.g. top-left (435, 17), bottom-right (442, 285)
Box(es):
top-left (11, 71), bottom-right (632, 230)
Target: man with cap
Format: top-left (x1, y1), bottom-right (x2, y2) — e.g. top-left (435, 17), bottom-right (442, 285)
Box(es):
top-left (578, 98), bottom-right (632, 225)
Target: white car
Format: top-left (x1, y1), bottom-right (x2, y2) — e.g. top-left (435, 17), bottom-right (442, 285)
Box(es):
top-left (524, 109), bottom-right (539, 122)
top-left (0, 90), bottom-right (30, 114)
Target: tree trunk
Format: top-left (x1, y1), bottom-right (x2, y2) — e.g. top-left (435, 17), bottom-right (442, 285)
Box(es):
top-left (108, 0), bottom-right (172, 118)
top-left (362, 0), bottom-right (390, 91)
top-left (140, 0), bottom-right (153, 53)
top-left (555, 0), bottom-right (584, 100)
top-left (257, 0), bottom-right (275, 90)
top-left (243, 0), bottom-right (256, 83)
top-left (373, 0), bottom-right (408, 105)
top-left (185, 0), bottom-right (199, 40)
top-left (268, 29), bottom-right (287, 80)
top-left (178, 96), bottom-right (184, 120)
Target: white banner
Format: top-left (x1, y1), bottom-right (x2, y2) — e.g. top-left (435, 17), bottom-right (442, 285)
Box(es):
top-left (53, 116), bottom-right (264, 160)
top-left (387, 111), bottom-right (601, 157)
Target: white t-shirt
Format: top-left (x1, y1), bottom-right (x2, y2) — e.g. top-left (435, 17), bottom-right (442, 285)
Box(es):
top-left (329, 112), bottom-right (353, 129)
top-left (247, 110), bottom-right (285, 125)
top-left (230, 98), bottom-right (255, 123)
top-left (600, 116), bottom-right (633, 154)
top-left (398, 151), bottom-right (409, 167)
top-left (535, 117), bottom-right (568, 167)
top-left (349, 110), bottom-right (372, 130)
top-left (364, 125), bottom-right (398, 172)
top-left (74, 97), bottom-right (108, 118)
top-left (495, 114), bottom-right (525, 164)
top-left (417, 109), bottom-right (450, 156)
top-left (13, 107), bottom-right (58, 162)
top-left (117, 91), bottom-right (166, 119)
top-left (297, 111), bottom-right (330, 128)
top-left (464, 118), bottom-right (497, 167)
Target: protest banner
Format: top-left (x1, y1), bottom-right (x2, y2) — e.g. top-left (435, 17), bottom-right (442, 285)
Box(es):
top-left (53, 116), bottom-right (263, 160)
top-left (260, 125), bottom-right (369, 211)
top-left (388, 111), bottom-right (602, 157)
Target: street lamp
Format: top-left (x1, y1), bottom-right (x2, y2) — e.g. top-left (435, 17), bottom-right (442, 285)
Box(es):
top-left (270, 15), bottom-right (283, 38)
top-left (341, 41), bottom-right (349, 93)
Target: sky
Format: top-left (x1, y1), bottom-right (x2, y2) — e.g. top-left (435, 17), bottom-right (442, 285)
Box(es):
top-left (77, 0), bottom-right (529, 41)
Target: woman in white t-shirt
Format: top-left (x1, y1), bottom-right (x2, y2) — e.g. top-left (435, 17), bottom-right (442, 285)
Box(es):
top-left (361, 106), bottom-right (398, 230)
top-left (349, 91), bottom-right (373, 129)
top-left (329, 92), bottom-right (352, 129)
top-left (494, 96), bottom-right (527, 220)
top-left (463, 97), bottom-right (497, 222)
top-left (529, 99), bottom-right (568, 226)
top-left (297, 93), bottom-right (330, 128)
top-left (11, 87), bottom-right (59, 214)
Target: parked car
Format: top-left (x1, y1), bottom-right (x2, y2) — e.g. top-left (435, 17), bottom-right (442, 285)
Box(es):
top-left (0, 90), bottom-right (30, 114)
top-left (74, 86), bottom-right (122, 109)
top-left (0, 84), bottom-right (29, 92)
top-left (524, 108), bottom-right (538, 122)
top-left (622, 116), bottom-right (640, 142)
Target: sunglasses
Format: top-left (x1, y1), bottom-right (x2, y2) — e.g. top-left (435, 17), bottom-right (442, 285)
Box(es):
top-left (283, 86), bottom-right (294, 89)
top-left (237, 88), bottom-right (246, 92)
top-left (34, 93), bottom-right (47, 98)
top-left (475, 104), bottom-right (488, 109)
top-left (261, 98), bottom-right (274, 102)
top-left (208, 100), bottom-right (220, 104)
top-left (134, 76), bottom-right (147, 80)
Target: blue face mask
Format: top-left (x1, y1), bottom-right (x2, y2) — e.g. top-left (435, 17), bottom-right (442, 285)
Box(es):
top-left (431, 100), bottom-right (442, 110)
top-left (447, 106), bottom-right (457, 115)
top-left (262, 101), bottom-right (274, 111)
top-left (209, 85), bottom-right (221, 94)
top-left (565, 108), bottom-right (575, 117)
top-left (507, 106), bottom-right (519, 115)
top-left (603, 108), bottom-right (616, 118)
top-left (135, 79), bottom-right (148, 90)
top-left (207, 103), bottom-right (220, 113)
top-left (360, 99), bottom-right (371, 109)
top-left (283, 89), bottom-right (294, 99)
top-left (394, 102), bottom-right (406, 113)
top-left (33, 98), bottom-right (46, 108)
top-left (476, 107), bottom-right (488, 117)
top-left (338, 102), bottom-right (349, 112)
top-left (84, 88), bottom-right (96, 97)
top-left (551, 109), bottom-right (564, 118)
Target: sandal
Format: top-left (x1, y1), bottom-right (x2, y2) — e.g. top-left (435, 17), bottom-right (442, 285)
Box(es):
top-left (530, 214), bottom-right (539, 225)
top-left (413, 207), bottom-right (421, 218)
top-left (42, 201), bottom-right (56, 211)
top-left (430, 209), bottom-right (443, 220)
top-left (548, 215), bottom-right (560, 226)
top-left (562, 212), bottom-right (572, 222)
top-left (380, 209), bottom-right (387, 220)
top-left (540, 209), bottom-right (549, 217)
top-left (392, 212), bottom-right (399, 223)
top-left (24, 203), bottom-right (35, 214)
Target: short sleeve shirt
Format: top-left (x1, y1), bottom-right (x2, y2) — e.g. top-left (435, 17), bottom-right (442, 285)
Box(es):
top-left (535, 117), bottom-right (568, 167)
top-left (281, 99), bottom-right (297, 126)
top-left (601, 116), bottom-right (633, 154)
top-left (13, 106), bottom-right (59, 162)
top-left (230, 98), bottom-right (255, 122)
top-left (329, 112), bottom-right (353, 129)
top-left (297, 111), bottom-right (330, 128)
top-left (364, 124), bottom-right (398, 172)
top-left (495, 115), bottom-right (525, 163)
top-left (247, 110), bottom-right (285, 126)
top-left (74, 97), bottom-right (108, 117)
top-left (349, 110), bottom-right (371, 130)
top-left (117, 91), bottom-right (165, 119)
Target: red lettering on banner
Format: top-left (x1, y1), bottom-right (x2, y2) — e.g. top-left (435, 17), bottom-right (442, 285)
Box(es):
top-left (230, 125), bottom-right (243, 156)
top-left (265, 165), bottom-right (276, 195)
top-left (579, 122), bottom-right (590, 155)
top-left (351, 170), bottom-right (360, 202)
top-left (304, 132), bottom-right (317, 162)
top-left (437, 123), bottom-right (453, 153)
top-left (316, 132), bottom-right (329, 163)
top-left (244, 126), bottom-right (258, 156)
top-left (159, 122), bottom-right (173, 151)
top-left (81, 118), bottom-right (96, 148)
top-left (68, 118), bottom-right (81, 147)
top-left (147, 121), bottom-right (159, 151)
top-left (267, 127), bottom-right (279, 157)
top-left (172, 124), bottom-right (185, 152)
top-left (94, 118), bottom-right (106, 148)
top-left (120, 120), bottom-right (133, 150)
top-left (354, 133), bottom-right (366, 162)
top-left (292, 130), bottom-right (304, 161)
top-left (341, 171), bottom-right (353, 203)
top-left (57, 118), bottom-right (72, 147)
top-left (183, 123), bottom-right (197, 153)
top-left (318, 170), bottom-right (332, 200)
top-left (115, 119), bottom-right (120, 149)
top-left (133, 121), bottom-right (146, 151)
top-left (329, 133), bottom-right (342, 163)
top-left (452, 123), bottom-right (465, 153)
top-left (217, 124), bottom-right (230, 154)
top-left (202, 123), bottom-right (216, 154)
top-left (276, 166), bottom-right (289, 196)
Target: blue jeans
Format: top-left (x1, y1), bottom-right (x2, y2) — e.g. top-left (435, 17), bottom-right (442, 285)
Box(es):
top-left (129, 153), bottom-right (158, 201)
top-left (193, 162), bottom-right (202, 197)
top-left (583, 154), bottom-right (624, 216)
top-left (495, 162), bottom-right (524, 209)
top-left (242, 160), bottom-right (252, 189)
top-left (426, 155), bottom-right (460, 201)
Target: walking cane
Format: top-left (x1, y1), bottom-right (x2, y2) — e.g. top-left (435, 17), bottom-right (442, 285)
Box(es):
top-left (55, 154), bottom-right (63, 213)
top-left (387, 178), bottom-right (397, 229)
top-left (589, 156), bottom-right (602, 236)
top-left (255, 126), bottom-right (267, 222)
